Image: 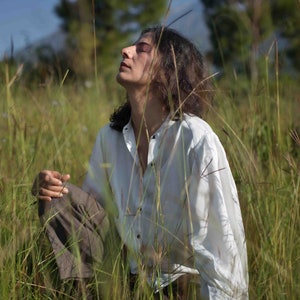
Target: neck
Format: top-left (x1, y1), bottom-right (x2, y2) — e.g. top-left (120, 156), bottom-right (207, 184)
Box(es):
top-left (128, 88), bottom-right (167, 139)
top-left (126, 87), bottom-right (168, 174)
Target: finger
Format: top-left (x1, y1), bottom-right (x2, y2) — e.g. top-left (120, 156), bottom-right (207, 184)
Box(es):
top-left (37, 185), bottom-right (69, 201)
top-left (39, 186), bottom-right (68, 197)
top-left (32, 170), bottom-right (70, 199)
top-left (37, 195), bottom-right (52, 202)
top-left (61, 173), bottom-right (71, 182)
top-left (42, 171), bottom-right (64, 186)
top-left (43, 171), bottom-right (70, 185)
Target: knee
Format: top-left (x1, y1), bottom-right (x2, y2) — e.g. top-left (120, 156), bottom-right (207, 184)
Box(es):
top-left (38, 197), bottom-right (66, 226)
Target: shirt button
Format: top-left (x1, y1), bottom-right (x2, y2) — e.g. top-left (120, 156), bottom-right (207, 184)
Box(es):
top-left (152, 135), bottom-right (156, 139)
top-left (136, 234), bottom-right (141, 239)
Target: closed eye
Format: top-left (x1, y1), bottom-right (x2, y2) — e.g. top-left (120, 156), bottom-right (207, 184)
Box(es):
top-left (136, 42), bottom-right (152, 53)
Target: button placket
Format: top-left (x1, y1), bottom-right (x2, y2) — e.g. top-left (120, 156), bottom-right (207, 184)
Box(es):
top-left (148, 134), bottom-right (158, 169)
top-left (136, 178), bottom-right (143, 245)
top-left (135, 202), bottom-right (143, 242)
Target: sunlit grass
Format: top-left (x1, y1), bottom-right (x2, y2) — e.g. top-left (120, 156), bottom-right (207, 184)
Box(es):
top-left (0, 54), bottom-right (299, 299)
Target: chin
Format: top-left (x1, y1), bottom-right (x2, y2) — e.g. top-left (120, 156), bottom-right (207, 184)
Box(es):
top-left (116, 73), bottom-right (131, 89)
top-left (116, 73), bottom-right (124, 85)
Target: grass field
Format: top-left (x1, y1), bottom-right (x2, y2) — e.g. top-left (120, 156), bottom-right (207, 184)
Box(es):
top-left (0, 58), bottom-right (299, 299)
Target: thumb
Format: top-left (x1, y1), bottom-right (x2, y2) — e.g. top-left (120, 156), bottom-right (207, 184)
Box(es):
top-left (61, 173), bottom-right (71, 182)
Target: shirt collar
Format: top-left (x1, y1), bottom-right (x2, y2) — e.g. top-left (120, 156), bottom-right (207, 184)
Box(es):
top-left (123, 113), bottom-right (174, 137)
top-left (122, 114), bottom-right (175, 156)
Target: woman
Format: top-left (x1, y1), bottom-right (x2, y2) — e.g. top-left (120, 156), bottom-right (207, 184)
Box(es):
top-left (32, 26), bottom-right (248, 299)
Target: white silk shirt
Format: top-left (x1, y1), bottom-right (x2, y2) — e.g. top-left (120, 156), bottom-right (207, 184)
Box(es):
top-left (82, 114), bottom-right (248, 299)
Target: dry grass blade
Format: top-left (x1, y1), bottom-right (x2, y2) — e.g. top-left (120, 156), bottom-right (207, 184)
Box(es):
top-left (290, 129), bottom-right (300, 147)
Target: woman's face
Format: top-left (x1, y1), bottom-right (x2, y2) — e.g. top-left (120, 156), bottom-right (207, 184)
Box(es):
top-left (116, 32), bottom-right (158, 89)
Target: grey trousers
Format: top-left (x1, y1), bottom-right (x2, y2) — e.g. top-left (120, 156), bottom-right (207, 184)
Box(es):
top-left (38, 183), bottom-right (109, 280)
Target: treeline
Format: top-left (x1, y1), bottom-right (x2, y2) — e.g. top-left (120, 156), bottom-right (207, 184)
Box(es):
top-left (1, 0), bottom-right (299, 86)
top-left (201, 0), bottom-right (300, 83)
top-left (1, 0), bottom-right (166, 86)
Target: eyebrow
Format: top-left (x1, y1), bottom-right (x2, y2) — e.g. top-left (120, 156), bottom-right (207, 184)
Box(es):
top-left (134, 39), bottom-right (151, 45)
top-left (136, 41), bottom-right (151, 46)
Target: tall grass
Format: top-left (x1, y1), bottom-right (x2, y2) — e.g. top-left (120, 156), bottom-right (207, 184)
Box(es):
top-left (207, 57), bottom-right (300, 298)
top-left (0, 51), bottom-right (299, 299)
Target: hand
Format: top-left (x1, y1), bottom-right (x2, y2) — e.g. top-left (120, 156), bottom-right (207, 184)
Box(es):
top-left (31, 170), bottom-right (70, 201)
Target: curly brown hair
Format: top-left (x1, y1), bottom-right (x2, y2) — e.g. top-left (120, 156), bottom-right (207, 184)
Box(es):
top-left (110, 26), bottom-right (213, 131)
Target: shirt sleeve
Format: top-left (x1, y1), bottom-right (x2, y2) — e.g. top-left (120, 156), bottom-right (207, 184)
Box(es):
top-left (187, 132), bottom-right (248, 299)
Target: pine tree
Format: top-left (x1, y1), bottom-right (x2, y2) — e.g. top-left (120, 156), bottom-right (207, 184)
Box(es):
top-left (55, 0), bottom-right (166, 80)
top-left (201, 0), bottom-right (300, 77)
top-left (201, 0), bottom-right (272, 82)
top-left (271, 0), bottom-right (300, 71)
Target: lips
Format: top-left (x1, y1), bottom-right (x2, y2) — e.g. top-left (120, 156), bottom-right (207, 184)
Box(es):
top-left (120, 61), bottom-right (130, 69)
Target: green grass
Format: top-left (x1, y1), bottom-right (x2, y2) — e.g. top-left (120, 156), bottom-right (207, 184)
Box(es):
top-left (208, 72), bottom-right (300, 299)
top-left (0, 59), bottom-right (299, 299)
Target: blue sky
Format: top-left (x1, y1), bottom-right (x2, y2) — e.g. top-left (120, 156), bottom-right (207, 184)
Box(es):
top-left (0, 0), bottom-right (61, 58)
top-left (0, 0), bottom-right (206, 59)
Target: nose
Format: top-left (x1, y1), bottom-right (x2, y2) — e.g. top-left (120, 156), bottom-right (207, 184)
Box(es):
top-left (121, 45), bottom-right (134, 58)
